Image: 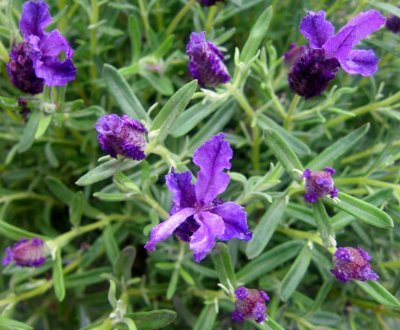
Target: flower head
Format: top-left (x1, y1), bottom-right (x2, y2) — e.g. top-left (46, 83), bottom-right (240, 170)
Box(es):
top-left (331, 247), bottom-right (379, 282)
top-left (283, 43), bottom-right (307, 66)
top-left (95, 114), bottom-right (147, 161)
top-left (7, 0), bottom-right (76, 93)
top-left (197, 0), bottom-right (224, 6)
top-left (289, 10), bottom-right (385, 98)
top-left (302, 167), bottom-right (338, 203)
top-left (186, 32), bottom-right (231, 87)
top-left (386, 14), bottom-right (400, 34)
top-left (232, 287), bottom-right (270, 323)
top-left (144, 133), bottom-right (252, 262)
top-left (2, 238), bottom-right (46, 267)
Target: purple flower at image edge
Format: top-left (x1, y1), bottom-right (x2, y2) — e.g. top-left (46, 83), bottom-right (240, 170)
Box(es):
top-left (95, 114), bottom-right (147, 161)
top-left (186, 32), bottom-right (231, 87)
top-left (232, 287), bottom-right (270, 323)
top-left (144, 133), bottom-right (252, 262)
top-left (331, 247), bottom-right (379, 282)
top-left (302, 167), bottom-right (338, 203)
top-left (198, 0), bottom-right (224, 6)
top-left (2, 238), bottom-right (46, 267)
top-left (289, 10), bottom-right (385, 98)
top-left (7, 0), bottom-right (76, 94)
top-left (386, 13), bottom-right (400, 34)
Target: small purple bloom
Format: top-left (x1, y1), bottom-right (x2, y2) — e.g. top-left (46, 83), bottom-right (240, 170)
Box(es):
top-left (232, 287), bottom-right (270, 323)
top-left (283, 43), bottom-right (307, 66)
top-left (6, 0), bottom-right (76, 93)
top-left (95, 114), bottom-right (147, 161)
top-left (331, 247), bottom-right (379, 282)
top-left (186, 32), bottom-right (231, 87)
top-left (144, 133), bottom-right (252, 262)
top-left (289, 10), bottom-right (385, 98)
top-left (386, 14), bottom-right (400, 34)
top-left (302, 167), bottom-right (338, 203)
top-left (197, 0), bottom-right (224, 6)
top-left (2, 238), bottom-right (46, 267)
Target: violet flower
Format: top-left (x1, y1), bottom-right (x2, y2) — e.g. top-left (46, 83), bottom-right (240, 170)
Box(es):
top-left (289, 10), bottom-right (385, 98)
top-left (386, 14), bottom-right (400, 34)
top-left (95, 114), bottom-right (147, 161)
top-left (2, 238), bottom-right (46, 267)
top-left (198, 0), bottom-right (224, 6)
top-left (186, 32), bottom-right (231, 87)
top-left (331, 247), bottom-right (379, 282)
top-left (232, 287), bottom-right (270, 323)
top-left (302, 167), bottom-right (338, 203)
top-left (144, 133), bottom-right (252, 262)
top-left (283, 43), bottom-right (307, 66)
top-left (7, 0), bottom-right (76, 94)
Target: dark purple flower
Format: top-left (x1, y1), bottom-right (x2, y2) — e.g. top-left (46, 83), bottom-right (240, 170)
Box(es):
top-left (331, 247), bottom-right (379, 282)
top-left (144, 133), bottom-right (252, 262)
top-left (386, 14), bottom-right (400, 34)
top-left (2, 238), bottom-right (46, 267)
top-left (18, 97), bottom-right (31, 123)
top-left (302, 167), bottom-right (338, 203)
top-left (186, 32), bottom-right (231, 87)
top-left (289, 10), bottom-right (385, 98)
top-left (197, 0), bottom-right (224, 6)
top-left (232, 287), bottom-right (270, 323)
top-left (95, 114), bottom-right (147, 161)
top-left (283, 43), bottom-right (307, 66)
top-left (6, 0), bottom-right (76, 93)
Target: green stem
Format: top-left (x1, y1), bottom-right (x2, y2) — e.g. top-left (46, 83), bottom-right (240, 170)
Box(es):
top-left (138, 0), bottom-right (150, 41)
top-left (284, 94), bottom-right (301, 130)
top-left (90, 0), bottom-right (99, 88)
top-left (267, 85), bottom-right (286, 119)
top-left (225, 83), bottom-right (254, 117)
top-left (205, 5), bottom-right (217, 34)
top-left (251, 126), bottom-right (261, 172)
top-left (165, 0), bottom-right (196, 35)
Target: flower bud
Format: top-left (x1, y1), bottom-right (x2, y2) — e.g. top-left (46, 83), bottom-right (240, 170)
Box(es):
top-left (302, 167), bottom-right (338, 203)
top-left (2, 238), bottom-right (47, 267)
top-left (232, 287), bottom-right (270, 323)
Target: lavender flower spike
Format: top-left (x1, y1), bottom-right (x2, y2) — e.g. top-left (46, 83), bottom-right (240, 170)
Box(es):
top-left (302, 167), bottom-right (338, 203)
top-left (386, 13), bottom-right (400, 34)
top-left (2, 238), bottom-right (47, 267)
top-left (95, 114), bottom-right (147, 161)
top-left (289, 10), bottom-right (385, 98)
top-left (331, 247), bottom-right (379, 282)
top-left (232, 287), bottom-right (270, 323)
top-left (7, 0), bottom-right (76, 93)
top-left (186, 32), bottom-right (231, 87)
top-left (198, 0), bottom-right (224, 6)
top-left (144, 133), bottom-right (252, 262)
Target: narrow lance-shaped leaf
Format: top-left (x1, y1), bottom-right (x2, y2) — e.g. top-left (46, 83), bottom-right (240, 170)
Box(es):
top-left (356, 281), bottom-right (400, 308)
top-left (17, 110), bottom-right (41, 153)
top-left (312, 200), bottom-right (336, 248)
top-left (211, 242), bottom-right (237, 289)
top-left (103, 225), bottom-right (119, 267)
top-left (53, 248), bottom-right (66, 302)
top-left (126, 310), bottom-right (177, 330)
top-left (193, 304), bottom-right (217, 330)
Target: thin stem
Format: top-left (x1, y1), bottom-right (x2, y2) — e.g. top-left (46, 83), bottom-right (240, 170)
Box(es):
top-left (90, 0), bottom-right (99, 90)
top-left (205, 5), bottom-right (217, 34)
top-left (165, 0), bottom-right (196, 35)
top-left (225, 83), bottom-right (255, 117)
top-left (138, 0), bottom-right (150, 40)
top-left (284, 94), bottom-right (301, 130)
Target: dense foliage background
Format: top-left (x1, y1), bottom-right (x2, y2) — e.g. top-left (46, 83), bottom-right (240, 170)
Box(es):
top-left (1, 0), bottom-right (400, 329)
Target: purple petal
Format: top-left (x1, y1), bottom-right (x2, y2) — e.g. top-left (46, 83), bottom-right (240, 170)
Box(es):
top-left (189, 211), bottom-right (225, 262)
top-left (2, 247), bottom-right (14, 266)
top-left (340, 49), bottom-right (379, 76)
top-left (37, 30), bottom-right (74, 59)
top-left (323, 25), bottom-right (357, 60)
top-left (300, 11), bottom-right (335, 48)
top-left (165, 169), bottom-right (197, 214)
top-left (34, 58), bottom-right (76, 86)
top-left (210, 202), bottom-right (252, 241)
top-left (193, 133), bottom-right (232, 207)
top-left (144, 208), bottom-right (196, 251)
top-left (342, 10), bottom-right (385, 45)
top-left (19, 0), bottom-right (51, 39)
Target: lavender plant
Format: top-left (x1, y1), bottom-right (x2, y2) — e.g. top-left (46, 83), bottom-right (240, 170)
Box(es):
top-left (0, 1), bottom-right (399, 329)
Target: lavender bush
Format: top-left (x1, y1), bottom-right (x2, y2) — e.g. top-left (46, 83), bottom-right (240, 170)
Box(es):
top-left (0, 1), bottom-right (399, 329)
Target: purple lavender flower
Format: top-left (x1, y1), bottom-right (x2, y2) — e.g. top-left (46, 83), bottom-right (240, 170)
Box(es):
top-left (2, 238), bottom-right (46, 267)
top-left (331, 247), bottom-right (379, 282)
top-left (6, 0), bottom-right (76, 93)
top-left (232, 287), bottom-right (270, 323)
top-left (95, 114), bottom-right (147, 161)
top-left (186, 32), bottom-right (231, 87)
top-left (302, 167), bottom-right (338, 203)
top-left (144, 133), bottom-right (252, 262)
top-left (283, 43), bottom-right (307, 66)
top-left (289, 10), bottom-right (385, 98)
top-left (198, 0), bottom-right (224, 6)
top-left (386, 14), bottom-right (400, 34)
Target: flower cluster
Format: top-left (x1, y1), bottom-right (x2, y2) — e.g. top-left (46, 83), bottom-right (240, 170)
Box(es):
top-left (144, 133), bottom-right (252, 262)
top-left (198, 0), bottom-right (224, 6)
top-left (386, 14), bottom-right (400, 34)
top-left (302, 167), bottom-right (338, 203)
top-left (186, 32), bottom-right (231, 87)
top-left (7, 0), bottom-right (76, 94)
top-left (232, 287), bottom-right (270, 323)
top-left (289, 10), bottom-right (385, 98)
top-left (95, 114), bottom-right (147, 161)
top-left (2, 238), bottom-right (47, 268)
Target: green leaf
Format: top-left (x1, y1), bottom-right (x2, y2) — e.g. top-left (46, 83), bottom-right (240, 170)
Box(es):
top-left (356, 281), bottom-right (400, 308)
top-left (373, 2), bottom-right (400, 18)
top-left (75, 158), bottom-right (139, 186)
top-left (0, 317), bottom-right (33, 330)
top-left (0, 220), bottom-right (47, 241)
top-left (150, 80), bottom-right (197, 143)
top-left (240, 6), bottom-right (272, 63)
top-left (152, 35), bottom-right (175, 59)
top-left (279, 243), bottom-right (312, 301)
top-left (64, 267), bottom-right (110, 288)
top-left (167, 267), bottom-right (179, 300)
top-left (53, 248), bottom-right (66, 302)
top-left (312, 201), bottom-right (336, 248)
top-left (323, 192), bottom-right (394, 229)
top-left (103, 225), bottom-right (119, 267)
top-left (264, 129), bottom-right (304, 179)
top-left (69, 191), bottom-right (84, 227)
top-left (126, 310), bottom-right (177, 330)
top-left (246, 198), bottom-right (286, 259)
top-left (237, 241), bottom-right (302, 284)
top-left (108, 280), bottom-right (118, 309)
top-left (128, 15), bottom-right (141, 63)
top-left (114, 246), bottom-right (136, 281)
top-left (211, 242), bottom-right (237, 288)
top-left (193, 304), bottom-right (217, 330)
top-left (305, 124), bottom-right (370, 170)
top-left (17, 111), bottom-right (41, 153)
top-left (103, 64), bottom-right (148, 122)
